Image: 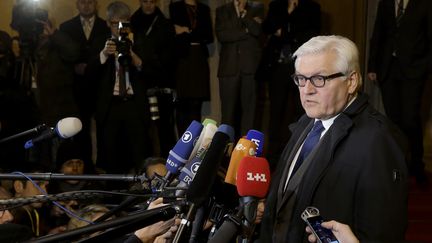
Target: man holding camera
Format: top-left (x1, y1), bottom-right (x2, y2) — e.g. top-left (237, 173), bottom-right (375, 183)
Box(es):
top-left (88, 1), bottom-right (151, 175)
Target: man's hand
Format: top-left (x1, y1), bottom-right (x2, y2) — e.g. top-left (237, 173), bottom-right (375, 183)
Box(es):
top-left (288, 0), bottom-right (298, 14)
top-left (102, 39), bottom-right (117, 58)
top-left (39, 20), bottom-right (56, 36)
top-left (306, 220), bottom-right (359, 243)
top-left (254, 199), bottom-right (265, 224)
top-left (75, 63), bottom-right (87, 75)
top-left (134, 218), bottom-right (175, 243)
top-left (253, 17), bottom-right (263, 24)
top-left (174, 25), bottom-right (190, 35)
top-left (367, 72), bottom-right (378, 83)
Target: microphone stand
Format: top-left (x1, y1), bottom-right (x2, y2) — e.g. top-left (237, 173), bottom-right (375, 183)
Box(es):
top-left (28, 205), bottom-right (178, 243)
top-left (0, 124), bottom-right (47, 144)
top-left (0, 173), bottom-right (148, 183)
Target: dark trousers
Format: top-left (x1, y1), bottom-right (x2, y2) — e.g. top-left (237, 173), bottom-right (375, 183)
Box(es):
top-left (96, 98), bottom-right (151, 174)
top-left (380, 58), bottom-right (426, 174)
top-left (219, 74), bottom-right (256, 138)
top-left (175, 99), bottom-right (202, 136)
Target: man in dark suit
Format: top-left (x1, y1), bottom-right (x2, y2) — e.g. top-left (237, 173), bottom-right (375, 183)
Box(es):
top-left (87, 1), bottom-right (151, 174)
top-left (131, 0), bottom-right (176, 156)
top-left (60, 0), bottom-right (111, 162)
top-left (260, 36), bottom-right (408, 242)
top-left (368, 0), bottom-right (432, 184)
top-left (216, 0), bottom-right (264, 138)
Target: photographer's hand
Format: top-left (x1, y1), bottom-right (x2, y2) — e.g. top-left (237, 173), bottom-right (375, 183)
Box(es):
top-left (38, 20), bottom-right (56, 36)
top-left (130, 49), bottom-right (142, 68)
top-left (102, 39), bottom-right (117, 57)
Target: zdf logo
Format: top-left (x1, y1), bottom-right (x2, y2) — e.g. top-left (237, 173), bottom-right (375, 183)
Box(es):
top-left (246, 172), bottom-right (267, 182)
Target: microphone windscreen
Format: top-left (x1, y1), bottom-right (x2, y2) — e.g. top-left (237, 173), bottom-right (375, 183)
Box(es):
top-left (202, 118), bottom-right (217, 127)
top-left (189, 121), bottom-right (218, 160)
top-left (187, 131), bottom-right (231, 206)
top-left (166, 120), bottom-right (203, 174)
top-left (236, 156), bottom-right (271, 198)
top-left (224, 138), bottom-right (257, 186)
top-left (217, 124), bottom-right (235, 142)
top-left (246, 129), bottom-right (264, 157)
top-left (178, 156), bottom-right (202, 186)
top-left (56, 117), bottom-right (82, 138)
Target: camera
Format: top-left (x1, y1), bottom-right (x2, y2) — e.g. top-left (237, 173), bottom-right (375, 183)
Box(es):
top-left (10, 1), bottom-right (48, 57)
top-left (111, 22), bottom-right (132, 67)
top-left (301, 207), bottom-right (339, 243)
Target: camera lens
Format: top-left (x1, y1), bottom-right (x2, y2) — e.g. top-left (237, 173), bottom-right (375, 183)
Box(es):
top-left (148, 96), bottom-right (160, 121)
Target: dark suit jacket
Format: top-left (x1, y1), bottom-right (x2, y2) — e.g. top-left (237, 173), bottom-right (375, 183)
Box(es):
top-left (260, 93), bottom-right (408, 243)
top-left (59, 15), bottom-right (111, 114)
top-left (216, 1), bottom-right (264, 77)
top-left (131, 7), bottom-right (176, 89)
top-left (59, 15), bottom-right (110, 64)
top-left (87, 56), bottom-right (148, 124)
top-left (169, 1), bottom-right (214, 58)
top-left (36, 31), bottom-right (80, 126)
top-left (262, 0), bottom-right (321, 67)
top-left (368, 0), bottom-right (432, 81)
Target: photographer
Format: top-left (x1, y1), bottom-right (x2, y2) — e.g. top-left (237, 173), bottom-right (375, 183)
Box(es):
top-left (87, 1), bottom-right (152, 176)
top-left (9, 3), bottom-right (80, 168)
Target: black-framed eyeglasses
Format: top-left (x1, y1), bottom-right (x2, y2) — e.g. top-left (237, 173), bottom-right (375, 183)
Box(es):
top-left (292, 72), bottom-right (345, 88)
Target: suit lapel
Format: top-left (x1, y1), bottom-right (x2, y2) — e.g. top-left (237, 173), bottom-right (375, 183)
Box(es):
top-left (71, 16), bottom-right (87, 42)
top-left (276, 118), bottom-right (313, 213)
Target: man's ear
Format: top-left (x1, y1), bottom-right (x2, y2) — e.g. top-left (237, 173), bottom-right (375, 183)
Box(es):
top-left (347, 71), bottom-right (359, 94)
top-left (13, 181), bottom-right (24, 194)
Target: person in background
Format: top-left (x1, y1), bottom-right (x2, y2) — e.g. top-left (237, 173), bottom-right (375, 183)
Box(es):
top-left (261, 0), bottom-right (321, 169)
top-left (368, 0), bottom-right (432, 184)
top-left (12, 169), bottom-right (49, 237)
top-left (60, 0), bottom-right (111, 163)
top-left (0, 186), bottom-right (33, 242)
top-left (131, 0), bottom-right (176, 157)
top-left (216, 0), bottom-right (264, 138)
top-left (259, 35), bottom-right (408, 242)
top-left (87, 1), bottom-right (152, 175)
top-left (169, 0), bottom-right (214, 135)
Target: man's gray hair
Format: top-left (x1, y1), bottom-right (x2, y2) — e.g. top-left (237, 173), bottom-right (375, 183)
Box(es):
top-left (106, 1), bottom-right (131, 20)
top-left (293, 35), bottom-right (362, 89)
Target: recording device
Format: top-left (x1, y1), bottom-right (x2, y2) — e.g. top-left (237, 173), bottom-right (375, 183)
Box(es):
top-left (209, 156), bottom-right (270, 242)
top-left (24, 117), bottom-right (82, 149)
top-left (146, 88), bottom-right (160, 121)
top-left (111, 21), bottom-right (132, 67)
top-left (146, 87), bottom-right (176, 121)
top-left (10, 1), bottom-right (48, 57)
top-left (177, 119), bottom-right (218, 190)
top-left (246, 129), bottom-right (264, 157)
top-left (225, 138), bottom-right (257, 185)
top-left (173, 126), bottom-right (234, 243)
top-left (301, 207), bottom-right (339, 243)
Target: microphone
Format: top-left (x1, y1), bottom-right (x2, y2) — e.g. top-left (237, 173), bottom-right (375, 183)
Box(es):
top-left (236, 156), bottom-right (271, 223)
top-left (189, 118), bottom-right (218, 160)
top-left (224, 138), bottom-right (257, 186)
top-left (24, 117), bottom-right (82, 149)
top-left (209, 156), bottom-right (270, 242)
top-left (164, 120), bottom-right (203, 181)
top-left (173, 125), bottom-right (234, 243)
top-left (246, 129), bottom-right (265, 157)
top-left (178, 124), bottom-right (233, 189)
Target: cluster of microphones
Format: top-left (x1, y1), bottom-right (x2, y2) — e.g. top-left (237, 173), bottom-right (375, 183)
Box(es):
top-left (157, 119), bottom-right (271, 242)
top-left (6, 117), bottom-right (271, 242)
